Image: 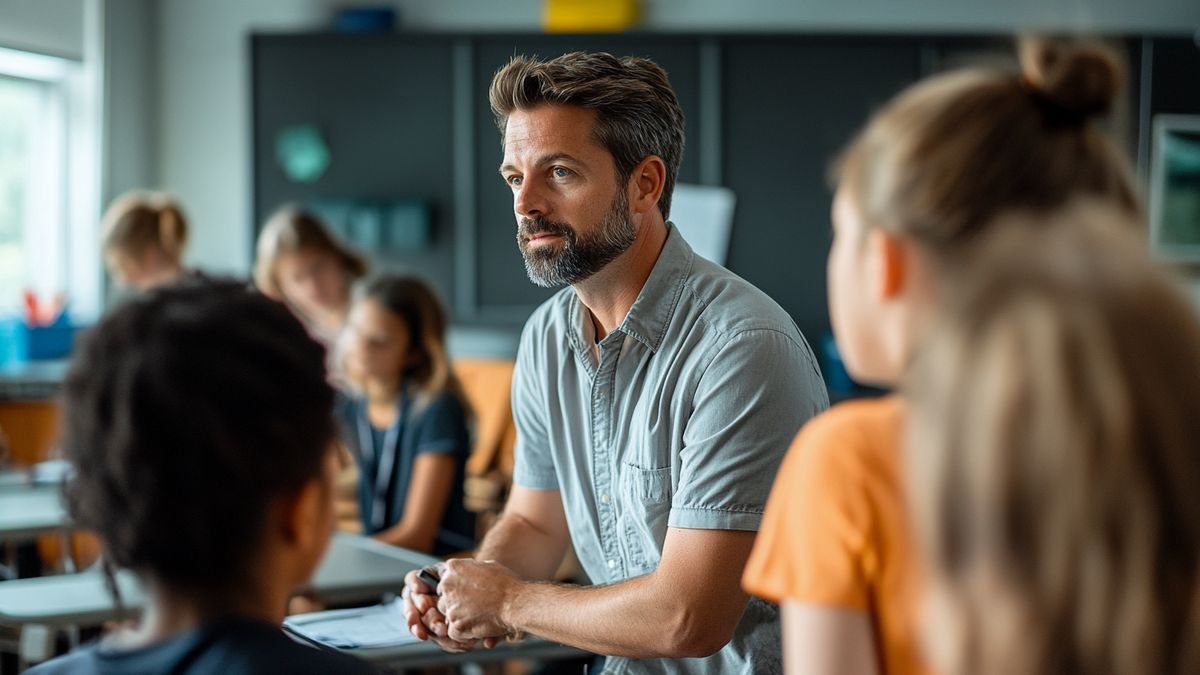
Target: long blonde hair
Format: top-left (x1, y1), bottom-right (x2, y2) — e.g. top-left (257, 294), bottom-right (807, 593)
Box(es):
top-left (905, 205), bottom-right (1200, 675)
top-left (101, 191), bottom-right (189, 264)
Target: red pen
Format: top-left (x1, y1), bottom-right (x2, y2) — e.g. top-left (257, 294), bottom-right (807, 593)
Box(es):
top-left (23, 290), bottom-right (38, 326)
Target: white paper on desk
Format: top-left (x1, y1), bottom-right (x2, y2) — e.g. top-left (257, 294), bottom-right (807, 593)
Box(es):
top-left (669, 183), bottom-right (736, 266)
top-left (284, 599), bottom-right (421, 649)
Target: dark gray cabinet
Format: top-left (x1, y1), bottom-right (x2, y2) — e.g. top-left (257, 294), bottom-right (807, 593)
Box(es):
top-left (251, 32), bottom-right (1193, 338)
top-left (722, 39), bottom-right (920, 343)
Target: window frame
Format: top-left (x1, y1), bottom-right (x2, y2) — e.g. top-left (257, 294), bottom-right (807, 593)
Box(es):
top-left (0, 45), bottom-right (100, 324)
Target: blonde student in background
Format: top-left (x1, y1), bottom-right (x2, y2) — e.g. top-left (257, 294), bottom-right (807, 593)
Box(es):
top-left (255, 207), bottom-right (370, 534)
top-left (741, 36), bottom-right (1141, 675)
top-left (336, 274), bottom-right (475, 555)
top-left (905, 208), bottom-right (1200, 675)
top-left (101, 191), bottom-right (191, 291)
top-left (254, 206), bottom-right (368, 351)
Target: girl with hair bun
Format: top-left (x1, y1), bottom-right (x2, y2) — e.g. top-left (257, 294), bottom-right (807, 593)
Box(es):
top-left (101, 191), bottom-right (191, 291)
top-left (742, 36), bottom-right (1140, 675)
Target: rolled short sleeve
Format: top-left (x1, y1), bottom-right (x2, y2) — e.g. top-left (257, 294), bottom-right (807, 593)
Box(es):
top-left (511, 320), bottom-right (559, 490)
top-left (415, 392), bottom-right (470, 457)
top-left (669, 328), bottom-right (828, 531)
top-left (742, 405), bottom-right (877, 608)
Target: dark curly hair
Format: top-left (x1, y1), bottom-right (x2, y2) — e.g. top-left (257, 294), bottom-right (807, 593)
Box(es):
top-left (60, 278), bottom-right (335, 594)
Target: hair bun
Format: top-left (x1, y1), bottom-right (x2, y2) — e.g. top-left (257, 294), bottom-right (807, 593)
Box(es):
top-left (1019, 37), bottom-right (1123, 122)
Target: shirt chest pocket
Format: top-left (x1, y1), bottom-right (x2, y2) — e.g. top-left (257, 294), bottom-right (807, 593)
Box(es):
top-left (620, 462), bottom-right (673, 504)
top-left (617, 462), bottom-right (673, 575)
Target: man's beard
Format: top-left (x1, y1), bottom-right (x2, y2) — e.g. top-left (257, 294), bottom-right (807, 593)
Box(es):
top-left (516, 189), bottom-right (636, 288)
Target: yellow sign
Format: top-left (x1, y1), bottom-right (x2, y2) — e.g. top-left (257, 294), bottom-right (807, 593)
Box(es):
top-left (543, 0), bottom-right (640, 32)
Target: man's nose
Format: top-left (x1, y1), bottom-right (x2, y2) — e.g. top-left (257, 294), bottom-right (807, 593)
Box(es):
top-left (514, 179), bottom-right (548, 219)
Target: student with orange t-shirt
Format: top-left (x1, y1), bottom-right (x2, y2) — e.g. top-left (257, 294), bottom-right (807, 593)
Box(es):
top-left (742, 37), bottom-right (1141, 675)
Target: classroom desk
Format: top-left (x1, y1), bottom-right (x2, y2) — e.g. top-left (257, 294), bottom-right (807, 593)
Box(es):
top-left (0, 533), bottom-right (433, 628)
top-left (0, 486), bottom-right (69, 542)
top-left (0, 469), bottom-right (30, 491)
top-left (0, 568), bottom-right (141, 628)
top-left (0, 360), bottom-right (67, 403)
top-left (354, 638), bottom-right (588, 670)
top-left (304, 533), bottom-right (436, 605)
top-left (0, 534), bottom-right (589, 670)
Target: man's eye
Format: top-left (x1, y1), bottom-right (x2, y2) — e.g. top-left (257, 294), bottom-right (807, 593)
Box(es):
top-left (552, 167), bottom-right (571, 179)
top-left (506, 175), bottom-right (523, 188)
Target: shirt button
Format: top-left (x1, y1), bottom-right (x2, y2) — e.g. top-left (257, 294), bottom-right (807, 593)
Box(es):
top-left (601, 494), bottom-right (610, 504)
top-left (607, 559), bottom-right (617, 569)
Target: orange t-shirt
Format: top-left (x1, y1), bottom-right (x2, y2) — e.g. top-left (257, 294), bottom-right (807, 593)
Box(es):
top-left (743, 396), bottom-right (928, 675)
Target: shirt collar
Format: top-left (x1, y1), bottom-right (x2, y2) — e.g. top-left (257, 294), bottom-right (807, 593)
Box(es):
top-left (568, 223), bottom-right (694, 355)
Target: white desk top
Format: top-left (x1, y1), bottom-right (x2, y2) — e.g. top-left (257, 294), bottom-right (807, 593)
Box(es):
top-left (0, 568), bottom-right (141, 626)
top-left (306, 533), bottom-right (436, 605)
top-left (0, 535), bottom-right (588, 668)
top-left (0, 486), bottom-right (69, 540)
top-left (0, 533), bottom-right (437, 627)
top-left (353, 637), bottom-right (587, 668)
top-left (0, 469), bottom-right (30, 490)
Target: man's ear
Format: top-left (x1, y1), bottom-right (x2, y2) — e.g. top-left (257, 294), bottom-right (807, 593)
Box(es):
top-left (870, 229), bottom-right (909, 301)
top-left (628, 155), bottom-right (667, 220)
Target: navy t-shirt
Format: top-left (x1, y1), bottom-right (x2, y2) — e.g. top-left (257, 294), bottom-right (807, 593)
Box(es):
top-left (334, 388), bottom-right (475, 555)
top-left (26, 616), bottom-right (382, 674)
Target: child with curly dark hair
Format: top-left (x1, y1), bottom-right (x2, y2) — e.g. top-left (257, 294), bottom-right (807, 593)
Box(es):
top-left (28, 279), bottom-right (378, 674)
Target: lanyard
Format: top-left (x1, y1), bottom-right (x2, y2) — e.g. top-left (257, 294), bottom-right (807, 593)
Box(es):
top-left (356, 388), bottom-right (410, 531)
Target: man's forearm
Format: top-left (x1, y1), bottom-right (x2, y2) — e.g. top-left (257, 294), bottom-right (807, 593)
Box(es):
top-left (440, 528), bottom-right (754, 658)
top-left (476, 511), bottom-right (568, 581)
top-left (501, 574), bottom-right (727, 659)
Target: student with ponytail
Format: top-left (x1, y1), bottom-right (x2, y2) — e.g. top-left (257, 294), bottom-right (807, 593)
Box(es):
top-left (101, 191), bottom-right (192, 291)
top-left (742, 37), bottom-right (1140, 675)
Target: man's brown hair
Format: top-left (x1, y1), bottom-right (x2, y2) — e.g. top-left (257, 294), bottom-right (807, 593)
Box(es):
top-left (489, 51), bottom-right (685, 220)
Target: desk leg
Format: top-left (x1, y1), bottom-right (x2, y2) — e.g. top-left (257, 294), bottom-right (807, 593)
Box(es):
top-left (1, 541), bottom-right (14, 580)
top-left (59, 530), bottom-right (75, 574)
top-left (17, 623), bottom-right (54, 670)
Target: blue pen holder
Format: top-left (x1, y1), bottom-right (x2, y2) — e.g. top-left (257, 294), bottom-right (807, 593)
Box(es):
top-left (0, 314), bottom-right (75, 365)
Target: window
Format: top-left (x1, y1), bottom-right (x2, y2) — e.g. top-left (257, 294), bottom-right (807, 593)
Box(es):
top-left (0, 46), bottom-right (99, 323)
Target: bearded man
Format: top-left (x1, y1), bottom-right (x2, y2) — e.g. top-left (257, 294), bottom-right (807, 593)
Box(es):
top-left (403, 51), bottom-right (828, 674)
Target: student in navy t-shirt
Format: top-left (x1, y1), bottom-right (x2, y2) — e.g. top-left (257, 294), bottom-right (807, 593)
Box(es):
top-left (29, 279), bottom-right (377, 674)
top-left (336, 275), bottom-right (475, 555)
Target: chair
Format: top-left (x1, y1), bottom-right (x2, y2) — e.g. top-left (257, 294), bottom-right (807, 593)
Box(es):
top-left (452, 359), bottom-right (517, 537)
